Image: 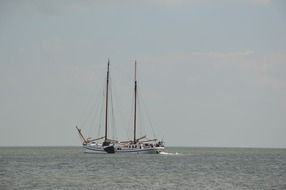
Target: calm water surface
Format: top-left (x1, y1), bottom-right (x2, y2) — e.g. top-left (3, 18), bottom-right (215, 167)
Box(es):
top-left (1, 147), bottom-right (286, 190)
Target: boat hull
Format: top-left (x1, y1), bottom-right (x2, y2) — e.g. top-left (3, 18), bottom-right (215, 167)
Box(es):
top-left (83, 145), bottom-right (164, 154)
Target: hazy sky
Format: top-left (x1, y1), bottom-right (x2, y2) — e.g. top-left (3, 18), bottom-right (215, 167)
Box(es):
top-left (0, 0), bottom-right (285, 147)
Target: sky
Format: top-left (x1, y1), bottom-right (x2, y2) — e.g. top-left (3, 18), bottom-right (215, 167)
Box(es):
top-left (0, 0), bottom-right (285, 147)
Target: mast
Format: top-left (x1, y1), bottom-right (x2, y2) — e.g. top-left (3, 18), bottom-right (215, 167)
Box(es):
top-left (133, 61), bottom-right (137, 143)
top-left (104, 60), bottom-right (110, 141)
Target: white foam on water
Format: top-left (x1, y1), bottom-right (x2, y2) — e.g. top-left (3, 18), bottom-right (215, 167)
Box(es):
top-left (159, 151), bottom-right (180, 155)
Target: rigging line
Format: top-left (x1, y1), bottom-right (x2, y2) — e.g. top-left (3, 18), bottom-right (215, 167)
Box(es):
top-left (109, 77), bottom-right (118, 140)
top-left (86, 78), bottom-right (105, 137)
top-left (81, 94), bottom-right (98, 132)
top-left (76, 69), bottom-right (99, 128)
top-left (89, 100), bottom-right (100, 138)
top-left (87, 80), bottom-right (103, 136)
top-left (138, 86), bottom-right (157, 139)
top-left (97, 81), bottom-right (106, 139)
top-left (126, 64), bottom-right (137, 141)
top-left (77, 132), bottom-right (84, 143)
top-left (137, 89), bottom-right (146, 138)
top-left (126, 86), bottom-right (134, 140)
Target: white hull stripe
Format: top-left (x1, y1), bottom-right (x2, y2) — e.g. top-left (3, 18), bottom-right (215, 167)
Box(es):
top-left (83, 146), bottom-right (163, 154)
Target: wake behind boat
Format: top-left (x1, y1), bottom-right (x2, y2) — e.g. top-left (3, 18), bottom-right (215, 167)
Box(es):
top-left (76, 60), bottom-right (164, 154)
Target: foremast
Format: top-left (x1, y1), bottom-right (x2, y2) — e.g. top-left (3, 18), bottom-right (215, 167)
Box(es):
top-left (133, 61), bottom-right (137, 143)
top-left (104, 60), bottom-right (110, 142)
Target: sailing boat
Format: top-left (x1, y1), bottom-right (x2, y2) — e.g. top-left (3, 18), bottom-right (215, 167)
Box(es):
top-left (76, 60), bottom-right (164, 154)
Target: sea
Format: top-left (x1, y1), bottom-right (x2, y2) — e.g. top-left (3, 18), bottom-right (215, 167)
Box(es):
top-left (0, 147), bottom-right (286, 190)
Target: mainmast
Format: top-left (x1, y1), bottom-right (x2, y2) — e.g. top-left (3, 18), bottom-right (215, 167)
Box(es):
top-left (133, 61), bottom-right (137, 143)
top-left (104, 60), bottom-right (110, 142)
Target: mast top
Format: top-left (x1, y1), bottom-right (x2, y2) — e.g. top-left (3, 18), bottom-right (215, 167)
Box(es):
top-left (134, 60), bottom-right (137, 82)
